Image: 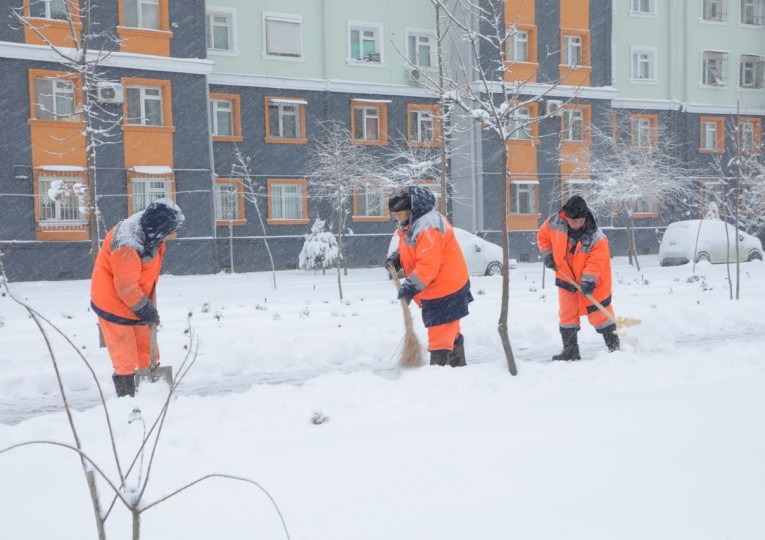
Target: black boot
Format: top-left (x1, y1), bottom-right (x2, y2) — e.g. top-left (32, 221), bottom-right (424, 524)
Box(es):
top-left (112, 373), bottom-right (136, 397)
top-left (603, 331), bottom-right (620, 352)
top-left (448, 334), bottom-right (467, 367)
top-left (552, 332), bottom-right (581, 361)
top-left (429, 350), bottom-right (450, 366)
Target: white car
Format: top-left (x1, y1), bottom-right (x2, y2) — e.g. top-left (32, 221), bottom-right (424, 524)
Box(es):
top-left (388, 227), bottom-right (511, 276)
top-left (658, 219), bottom-right (763, 266)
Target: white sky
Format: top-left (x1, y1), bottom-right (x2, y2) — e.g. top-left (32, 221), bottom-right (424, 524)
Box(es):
top-left (1, 257), bottom-right (764, 539)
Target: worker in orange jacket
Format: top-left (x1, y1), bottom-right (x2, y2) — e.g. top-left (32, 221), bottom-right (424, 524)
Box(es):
top-left (387, 185), bottom-right (473, 367)
top-left (91, 199), bottom-right (184, 396)
top-left (537, 195), bottom-right (619, 360)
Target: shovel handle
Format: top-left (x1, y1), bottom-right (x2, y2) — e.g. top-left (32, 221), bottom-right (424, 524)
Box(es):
top-left (557, 269), bottom-right (619, 329)
top-left (149, 322), bottom-right (158, 370)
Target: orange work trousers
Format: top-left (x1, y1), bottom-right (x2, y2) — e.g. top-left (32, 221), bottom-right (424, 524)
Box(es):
top-left (98, 318), bottom-right (157, 375)
top-left (558, 287), bottom-right (616, 333)
top-left (427, 319), bottom-right (462, 351)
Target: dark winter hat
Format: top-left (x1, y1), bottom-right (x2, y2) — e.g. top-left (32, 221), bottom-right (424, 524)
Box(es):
top-left (139, 199), bottom-right (185, 243)
top-left (563, 195), bottom-right (588, 219)
top-left (388, 187), bottom-right (412, 212)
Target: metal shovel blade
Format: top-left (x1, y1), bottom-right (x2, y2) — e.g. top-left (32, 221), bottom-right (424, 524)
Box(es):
top-left (135, 322), bottom-right (173, 388)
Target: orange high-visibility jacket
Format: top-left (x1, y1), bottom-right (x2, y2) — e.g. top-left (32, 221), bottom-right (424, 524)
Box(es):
top-left (90, 223), bottom-right (165, 324)
top-left (537, 209), bottom-right (613, 311)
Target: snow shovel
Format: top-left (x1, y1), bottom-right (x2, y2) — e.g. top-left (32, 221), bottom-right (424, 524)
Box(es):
top-left (135, 322), bottom-right (173, 387)
top-left (557, 269), bottom-right (641, 331)
top-left (387, 263), bottom-right (423, 368)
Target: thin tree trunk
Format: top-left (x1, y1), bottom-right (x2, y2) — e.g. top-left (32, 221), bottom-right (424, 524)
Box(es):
top-left (498, 146), bottom-right (517, 375)
top-left (335, 202), bottom-right (344, 300)
top-left (86, 470), bottom-right (107, 540)
top-left (627, 215), bottom-right (641, 271)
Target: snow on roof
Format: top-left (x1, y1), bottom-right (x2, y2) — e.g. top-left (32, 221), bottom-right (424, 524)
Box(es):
top-left (130, 166), bottom-right (174, 175)
top-left (37, 165), bottom-right (86, 172)
top-left (351, 99), bottom-right (393, 103)
top-left (269, 98), bottom-right (308, 105)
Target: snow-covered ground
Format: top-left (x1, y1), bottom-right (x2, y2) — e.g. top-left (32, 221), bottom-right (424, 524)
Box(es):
top-left (1, 257), bottom-right (764, 539)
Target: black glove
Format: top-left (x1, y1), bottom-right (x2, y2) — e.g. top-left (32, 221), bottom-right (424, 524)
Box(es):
top-left (397, 279), bottom-right (419, 303)
top-left (543, 255), bottom-right (556, 270)
top-left (386, 251), bottom-right (402, 272)
top-left (580, 280), bottom-right (596, 296)
top-left (133, 301), bottom-right (160, 325)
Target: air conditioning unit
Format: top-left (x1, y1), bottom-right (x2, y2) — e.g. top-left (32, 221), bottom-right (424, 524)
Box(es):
top-left (406, 66), bottom-right (423, 84)
top-left (545, 99), bottom-right (564, 116)
top-left (96, 82), bottom-right (124, 104)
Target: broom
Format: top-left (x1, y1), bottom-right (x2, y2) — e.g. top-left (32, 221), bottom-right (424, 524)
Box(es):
top-left (387, 263), bottom-right (423, 368)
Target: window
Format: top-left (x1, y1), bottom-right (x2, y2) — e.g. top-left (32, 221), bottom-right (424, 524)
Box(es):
top-left (633, 195), bottom-right (656, 216)
top-left (508, 106), bottom-right (531, 140)
top-left (563, 108), bottom-right (584, 141)
top-left (264, 12), bottom-right (302, 58)
top-left (700, 117), bottom-right (724, 153)
top-left (564, 179), bottom-right (590, 201)
top-left (28, 0), bottom-right (68, 20)
top-left (36, 171), bottom-right (87, 226)
top-left (631, 115), bottom-right (658, 150)
top-left (130, 173), bottom-right (173, 213)
top-left (702, 51), bottom-right (729, 86)
top-left (267, 179), bottom-right (308, 224)
top-left (508, 29), bottom-right (529, 62)
top-left (33, 76), bottom-right (75, 121)
top-left (349, 22), bottom-right (382, 63)
top-left (510, 181), bottom-right (538, 215)
top-left (214, 179), bottom-right (245, 224)
top-left (351, 101), bottom-right (388, 145)
top-left (126, 86), bottom-right (163, 126)
top-left (631, 47), bottom-right (657, 81)
top-left (406, 29), bottom-right (435, 68)
top-left (739, 55), bottom-right (764, 88)
top-left (353, 181), bottom-right (388, 220)
top-left (631, 0), bottom-right (657, 15)
top-left (265, 97), bottom-right (306, 143)
top-left (562, 35), bottom-right (582, 66)
top-left (206, 9), bottom-right (235, 52)
top-left (738, 119), bottom-right (762, 152)
top-left (702, 0), bottom-right (727, 21)
top-left (123, 0), bottom-right (159, 29)
top-left (209, 93), bottom-right (242, 141)
top-left (740, 0), bottom-right (765, 25)
top-left (408, 104), bottom-right (440, 146)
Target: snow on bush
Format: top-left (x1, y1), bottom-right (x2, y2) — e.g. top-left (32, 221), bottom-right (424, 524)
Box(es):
top-left (299, 219), bottom-right (339, 272)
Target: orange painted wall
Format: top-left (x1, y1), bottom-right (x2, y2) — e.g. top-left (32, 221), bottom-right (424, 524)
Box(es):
top-left (561, 0), bottom-right (589, 29)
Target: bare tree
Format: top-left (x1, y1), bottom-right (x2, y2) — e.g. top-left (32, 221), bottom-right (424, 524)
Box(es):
top-left (305, 121), bottom-right (383, 299)
top-left (12, 0), bottom-right (123, 264)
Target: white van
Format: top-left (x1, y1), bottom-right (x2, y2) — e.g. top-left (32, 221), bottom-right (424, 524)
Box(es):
top-left (658, 219), bottom-right (763, 266)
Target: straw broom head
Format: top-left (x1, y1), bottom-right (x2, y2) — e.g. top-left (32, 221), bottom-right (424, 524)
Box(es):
top-left (388, 263), bottom-right (423, 368)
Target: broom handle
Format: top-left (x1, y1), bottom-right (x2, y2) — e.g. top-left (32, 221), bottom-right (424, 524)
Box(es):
top-left (388, 263), bottom-right (415, 332)
top-left (556, 268), bottom-right (619, 328)
top-left (149, 289), bottom-right (158, 369)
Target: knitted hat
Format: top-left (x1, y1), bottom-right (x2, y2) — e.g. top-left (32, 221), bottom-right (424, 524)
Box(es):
top-left (563, 195), bottom-right (588, 219)
top-left (388, 187), bottom-right (412, 212)
top-left (139, 199), bottom-right (185, 244)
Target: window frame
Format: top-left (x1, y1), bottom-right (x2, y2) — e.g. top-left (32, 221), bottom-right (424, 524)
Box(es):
top-left (701, 0), bottom-right (728, 21)
top-left (206, 7), bottom-right (237, 55)
top-left (266, 178), bottom-right (309, 225)
top-left (352, 180), bottom-right (389, 222)
top-left (127, 169), bottom-right (176, 215)
top-left (125, 85), bottom-right (164, 126)
top-left (30, 72), bottom-right (80, 122)
top-left (630, 0), bottom-right (658, 16)
top-left (214, 178), bottom-right (246, 226)
top-left (740, 0), bottom-right (765, 25)
top-left (738, 118), bottom-right (762, 153)
top-left (699, 117), bottom-right (725, 153)
top-left (26, 0), bottom-right (70, 20)
top-left (407, 103), bottom-right (441, 147)
top-left (264, 96), bottom-right (307, 144)
top-left (348, 21), bottom-right (384, 65)
top-left (508, 179), bottom-right (539, 216)
top-left (122, 0), bottom-right (161, 30)
top-left (34, 169), bottom-right (88, 226)
top-left (630, 46), bottom-right (658, 83)
top-left (739, 54), bottom-right (765, 88)
top-left (701, 50), bottom-right (730, 87)
top-left (350, 100), bottom-right (388, 145)
top-left (631, 194), bottom-right (658, 218)
top-left (630, 114), bottom-right (659, 151)
top-left (263, 12), bottom-right (303, 60)
top-left (209, 93), bottom-right (242, 141)
top-left (405, 28), bottom-right (436, 69)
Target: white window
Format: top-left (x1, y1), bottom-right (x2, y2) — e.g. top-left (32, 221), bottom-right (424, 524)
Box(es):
top-left (270, 182), bottom-right (305, 220)
top-left (215, 182), bottom-right (241, 221)
top-left (739, 121), bottom-right (757, 150)
top-left (565, 180), bottom-right (590, 201)
top-left (34, 77), bottom-right (75, 121)
top-left (508, 106), bottom-right (531, 140)
top-left (126, 86), bottom-right (163, 126)
top-left (267, 99), bottom-right (304, 139)
top-left (633, 118), bottom-right (654, 149)
top-left (29, 0), bottom-right (68, 20)
top-left (702, 0), bottom-right (727, 21)
top-left (123, 0), bottom-right (159, 30)
top-left (563, 109), bottom-right (584, 141)
top-left (38, 175), bottom-right (87, 225)
top-left (210, 99), bottom-right (233, 136)
top-left (511, 182), bottom-right (537, 214)
top-left (354, 183), bottom-right (387, 217)
top-left (739, 55), bottom-right (765, 88)
top-left (631, 0), bottom-right (657, 15)
top-left (633, 195), bottom-right (654, 214)
top-left (740, 0), bottom-right (765, 25)
top-left (131, 177), bottom-right (172, 212)
top-left (406, 30), bottom-right (435, 68)
top-left (702, 121), bottom-right (719, 150)
top-left (353, 106), bottom-right (381, 141)
top-left (631, 47), bottom-right (657, 81)
top-left (702, 51), bottom-right (729, 86)
top-left (409, 108), bottom-right (435, 144)
top-left (562, 35), bottom-right (582, 66)
top-left (349, 22), bottom-right (382, 63)
top-left (508, 29), bottom-right (529, 62)
top-left (206, 9), bottom-right (235, 52)
top-left (264, 12), bottom-right (302, 58)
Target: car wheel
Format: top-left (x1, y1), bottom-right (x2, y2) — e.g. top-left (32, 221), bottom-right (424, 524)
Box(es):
top-left (696, 252), bottom-right (711, 263)
top-left (748, 250), bottom-right (763, 262)
top-left (485, 261), bottom-right (502, 276)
